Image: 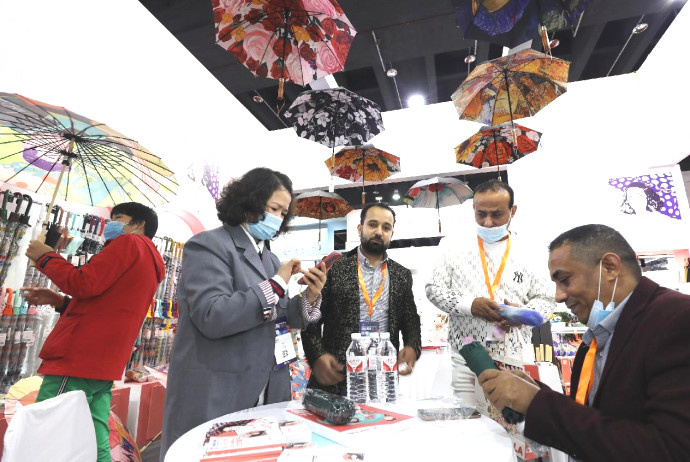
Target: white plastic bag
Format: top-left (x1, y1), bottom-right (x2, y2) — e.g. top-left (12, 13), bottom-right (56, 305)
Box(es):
top-left (2, 390), bottom-right (97, 462)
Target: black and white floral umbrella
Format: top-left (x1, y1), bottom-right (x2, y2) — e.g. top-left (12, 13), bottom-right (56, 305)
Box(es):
top-left (283, 87), bottom-right (384, 148)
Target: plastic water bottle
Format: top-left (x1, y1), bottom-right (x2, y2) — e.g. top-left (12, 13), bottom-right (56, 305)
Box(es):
top-left (346, 333), bottom-right (368, 403)
top-left (366, 333), bottom-right (381, 403)
top-left (379, 332), bottom-right (398, 403)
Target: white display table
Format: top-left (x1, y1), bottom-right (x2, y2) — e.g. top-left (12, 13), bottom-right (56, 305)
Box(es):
top-left (164, 399), bottom-right (515, 462)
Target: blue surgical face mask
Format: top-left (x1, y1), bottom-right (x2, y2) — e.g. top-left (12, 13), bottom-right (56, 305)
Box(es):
top-left (477, 217), bottom-right (511, 244)
top-left (104, 220), bottom-right (126, 241)
top-left (587, 260), bottom-right (618, 329)
top-left (247, 212), bottom-right (283, 241)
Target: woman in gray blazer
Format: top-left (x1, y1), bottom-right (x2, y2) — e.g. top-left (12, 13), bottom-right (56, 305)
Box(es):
top-left (160, 168), bottom-right (327, 460)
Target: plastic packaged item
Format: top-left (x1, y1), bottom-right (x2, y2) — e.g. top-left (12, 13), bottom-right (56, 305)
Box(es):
top-left (459, 340), bottom-right (524, 424)
top-left (379, 332), bottom-right (398, 403)
top-left (302, 388), bottom-right (356, 425)
top-left (346, 333), bottom-right (368, 403)
top-left (497, 304), bottom-right (544, 327)
top-left (366, 332), bottom-right (381, 403)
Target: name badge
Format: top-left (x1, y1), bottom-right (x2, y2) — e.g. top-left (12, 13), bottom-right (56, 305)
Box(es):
top-left (359, 321), bottom-right (379, 335)
top-left (274, 317), bottom-right (296, 368)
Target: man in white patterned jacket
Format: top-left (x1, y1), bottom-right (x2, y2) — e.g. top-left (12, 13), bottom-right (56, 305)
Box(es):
top-left (426, 180), bottom-right (556, 403)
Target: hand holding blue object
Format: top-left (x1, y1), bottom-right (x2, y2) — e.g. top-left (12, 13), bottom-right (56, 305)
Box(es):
top-left (498, 304), bottom-right (543, 327)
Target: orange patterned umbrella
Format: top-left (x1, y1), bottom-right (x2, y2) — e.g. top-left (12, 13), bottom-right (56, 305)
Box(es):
top-left (325, 145), bottom-right (400, 204)
top-left (294, 190), bottom-right (352, 240)
top-left (451, 49), bottom-right (569, 126)
top-left (455, 122), bottom-right (542, 169)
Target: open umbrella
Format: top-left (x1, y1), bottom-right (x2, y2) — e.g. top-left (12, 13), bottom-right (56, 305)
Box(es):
top-left (403, 177), bottom-right (473, 233)
top-left (294, 190), bottom-right (352, 240)
top-left (451, 49), bottom-right (569, 126)
top-left (324, 144), bottom-right (400, 204)
top-left (454, 0), bottom-right (593, 49)
top-left (213, 0), bottom-right (356, 101)
top-left (283, 88), bottom-right (384, 149)
top-left (455, 122), bottom-right (542, 174)
top-left (0, 93), bottom-right (178, 245)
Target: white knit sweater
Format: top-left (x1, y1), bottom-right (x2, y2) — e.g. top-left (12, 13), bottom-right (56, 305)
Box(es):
top-left (425, 233), bottom-right (556, 358)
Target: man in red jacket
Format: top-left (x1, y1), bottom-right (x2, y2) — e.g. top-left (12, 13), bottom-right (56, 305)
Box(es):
top-left (23, 202), bottom-right (165, 462)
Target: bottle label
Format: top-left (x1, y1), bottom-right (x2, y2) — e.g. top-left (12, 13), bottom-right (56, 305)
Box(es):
top-left (382, 357), bottom-right (398, 372)
top-left (23, 330), bottom-right (35, 347)
top-left (347, 357), bottom-right (365, 373)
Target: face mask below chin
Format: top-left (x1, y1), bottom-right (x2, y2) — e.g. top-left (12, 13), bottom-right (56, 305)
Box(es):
top-left (476, 218), bottom-right (511, 243)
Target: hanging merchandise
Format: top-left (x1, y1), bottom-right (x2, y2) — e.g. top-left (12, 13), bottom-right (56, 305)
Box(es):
top-left (0, 194), bottom-right (33, 286)
top-left (403, 177), bottom-right (474, 233)
top-left (293, 191), bottom-right (352, 241)
top-left (212, 0), bottom-right (356, 101)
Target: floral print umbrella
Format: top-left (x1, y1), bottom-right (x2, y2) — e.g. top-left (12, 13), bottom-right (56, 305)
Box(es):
top-left (0, 93), bottom-right (178, 208)
top-left (294, 190), bottom-right (352, 240)
top-left (213, 0), bottom-right (356, 99)
top-left (454, 0), bottom-right (592, 49)
top-left (455, 122), bottom-right (542, 168)
top-left (403, 177), bottom-right (473, 232)
top-left (451, 49), bottom-right (569, 126)
top-left (324, 144), bottom-right (400, 204)
top-left (283, 87), bottom-right (384, 148)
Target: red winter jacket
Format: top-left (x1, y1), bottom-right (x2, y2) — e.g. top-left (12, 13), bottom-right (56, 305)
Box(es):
top-left (36, 234), bottom-right (165, 381)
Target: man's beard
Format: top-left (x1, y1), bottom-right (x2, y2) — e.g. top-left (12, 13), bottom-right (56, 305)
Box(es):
top-left (361, 236), bottom-right (387, 255)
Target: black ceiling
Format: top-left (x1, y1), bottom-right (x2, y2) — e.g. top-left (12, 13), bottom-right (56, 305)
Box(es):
top-left (140, 0), bottom-right (686, 133)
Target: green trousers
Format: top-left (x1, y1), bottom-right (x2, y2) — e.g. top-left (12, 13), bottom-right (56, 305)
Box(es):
top-left (37, 375), bottom-right (113, 462)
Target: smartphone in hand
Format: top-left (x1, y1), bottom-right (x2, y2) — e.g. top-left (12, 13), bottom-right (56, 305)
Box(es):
top-left (297, 251), bottom-right (342, 284)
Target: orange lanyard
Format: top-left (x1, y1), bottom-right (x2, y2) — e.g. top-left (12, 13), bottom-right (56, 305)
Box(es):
top-left (477, 235), bottom-right (511, 301)
top-left (575, 337), bottom-right (598, 405)
top-left (357, 258), bottom-right (388, 317)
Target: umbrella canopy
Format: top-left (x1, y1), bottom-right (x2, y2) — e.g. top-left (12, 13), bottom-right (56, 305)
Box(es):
top-left (455, 122), bottom-right (542, 168)
top-left (325, 145), bottom-right (400, 183)
top-left (324, 144), bottom-right (400, 204)
top-left (283, 88), bottom-right (384, 148)
top-left (403, 177), bottom-right (473, 232)
top-left (451, 49), bottom-right (569, 126)
top-left (213, 0), bottom-right (356, 99)
top-left (294, 190), bottom-right (352, 240)
top-left (454, 0), bottom-right (592, 49)
top-left (0, 93), bottom-right (178, 208)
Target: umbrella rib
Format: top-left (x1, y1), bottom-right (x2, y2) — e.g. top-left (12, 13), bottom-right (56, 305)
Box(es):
top-left (80, 143), bottom-right (118, 205)
top-left (506, 73), bottom-right (535, 117)
top-left (0, 99), bottom-right (66, 133)
top-left (0, 135), bottom-right (68, 161)
top-left (79, 143), bottom-right (138, 204)
top-left (81, 138), bottom-right (176, 176)
top-left (0, 146), bottom-right (60, 189)
top-left (82, 144), bottom-right (169, 205)
top-left (80, 141), bottom-right (179, 188)
top-left (89, 150), bottom-right (178, 193)
top-left (78, 151), bottom-right (95, 206)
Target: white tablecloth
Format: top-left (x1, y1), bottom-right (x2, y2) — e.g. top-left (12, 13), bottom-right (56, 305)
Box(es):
top-left (398, 348), bottom-right (453, 401)
top-left (165, 399), bottom-right (514, 462)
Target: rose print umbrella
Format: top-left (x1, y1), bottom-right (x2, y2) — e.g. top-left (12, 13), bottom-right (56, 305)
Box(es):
top-left (213, 0), bottom-right (356, 100)
top-left (451, 49), bottom-right (569, 126)
top-left (324, 144), bottom-right (400, 205)
top-left (454, 0), bottom-right (592, 49)
top-left (455, 122), bottom-right (542, 171)
top-left (403, 177), bottom-right (473, 233)
top-left (283, 87), bottom-right (384, 148)
top-left (294, 190), bottom-right (352, 240)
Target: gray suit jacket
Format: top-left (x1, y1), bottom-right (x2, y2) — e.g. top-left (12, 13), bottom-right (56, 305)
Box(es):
top-left (160, 224), bottom-right (307, 460)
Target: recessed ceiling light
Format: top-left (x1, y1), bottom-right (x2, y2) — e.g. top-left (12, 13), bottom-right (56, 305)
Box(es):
top-left (253, 95), bottom-right (264, 103)
top-left (407, 94), bottom-right (426, 108)
top-left (464, 55), bottom-right (476, 64)
top-left (392, 189), bottom-right (400, 201)
top-left (633, 23), bottom-right (648, 34)
top-left (386, 68), bottom-right (398, 77)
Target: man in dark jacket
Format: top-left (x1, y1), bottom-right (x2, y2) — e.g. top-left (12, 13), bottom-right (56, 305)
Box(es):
top-left (24, 202), bottom-right (165, 462)
top-left (478, 224), bottom-right (690, 461)
top-left (302, 202), bottom-right (422, 396)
